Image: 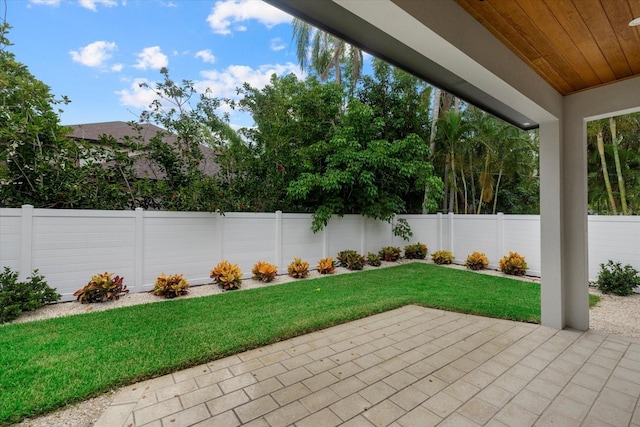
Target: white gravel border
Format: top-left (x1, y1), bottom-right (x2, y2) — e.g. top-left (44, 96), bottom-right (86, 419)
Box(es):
top-left (9, 260), bottom-right (632, 427)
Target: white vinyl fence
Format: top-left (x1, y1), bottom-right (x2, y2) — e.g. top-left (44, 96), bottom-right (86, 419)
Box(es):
top-left (1, 205), bottom-right (639, 301)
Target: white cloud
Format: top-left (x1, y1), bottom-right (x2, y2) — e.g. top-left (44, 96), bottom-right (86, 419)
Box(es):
top-left (206, 0), bottom-right (291, 35)
top-left (270, 37), bottom-right (285, 52)
top-left (70, 41), bottom-right (117, 67)
top-left (195, 49), bottom-right (216, 64)
top-left (28, 0), bottom-right (61, 6)
top-left (117, 62), bottom-right (304, 127)
top-left (111, 63), bottom-right (123, 72)
top-left (79, 0), bottom-right (118, 11)
top-left (134, 46), bottom-right (169, 70)
top-left (116, 78), bottom-right (157, 109)
top-left (196, 62), bottom-right (303, 100)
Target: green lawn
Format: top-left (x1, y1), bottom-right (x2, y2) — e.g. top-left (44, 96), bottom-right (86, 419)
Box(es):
top-left (1, 263), bottom-right (541, 424)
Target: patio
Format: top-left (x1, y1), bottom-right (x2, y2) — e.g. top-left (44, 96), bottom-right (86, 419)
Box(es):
top-left (96, 305), bottom-right (640, 426)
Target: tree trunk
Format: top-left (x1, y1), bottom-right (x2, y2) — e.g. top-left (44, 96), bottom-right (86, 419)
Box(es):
top-left (423, 88), bottom-right (441, 213)
top-left (450, 150), bottom-right (458, 213)
top-left (460, 162), bottom-right (468, 214)
top-left (492, 166), bottom-right (503, 214)
top-left (443, 161), bottom-right (450, 212)
top-left (610, 117), bottom-right (628, 214)
top-left (597, 128), bottom-right (617, 214)
top-left (469, 150), bottom-right (476, 214)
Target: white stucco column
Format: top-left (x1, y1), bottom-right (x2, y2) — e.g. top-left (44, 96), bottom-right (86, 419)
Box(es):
top-left (539, 121), bottom-right (566, 329)
top-left (559, 113), bottom-right (590, 330)
top-left (540, 112), bottom-right (590, 330)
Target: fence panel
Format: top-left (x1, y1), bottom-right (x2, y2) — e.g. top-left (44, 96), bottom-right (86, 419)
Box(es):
top-left (363, 218), bottom-right (393, 255)
top-left (588, 216), bottom-right (640, 282)
top-left (502, 216), bottom-right (541, 276)
top-left (3, 206), bottom-right (640, 298)
top-left (400, 215), bottom-right (439, 253)
top-left (142, 211), bottom-right (218, 290)
top-left (0, 209), bottom-right (21, 272)
top-left (450, 215), bottom-right (501, 268)
top-left (327, 216), bottom-right (366, 260)
top-left (281, 214), bottom-right (324, 270)
top-left (31, 210), bottom-right (136, 300)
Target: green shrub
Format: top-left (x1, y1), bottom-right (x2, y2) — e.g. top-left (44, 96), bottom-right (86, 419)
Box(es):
top-left (465, 252), bottom-right (489, 271)
top-left (379, 246), bottom-right (402, 262)
top-left (73, 272), bottom-right (128, 303)
top-left (431, 250), bottom-right (454, 265)
top-left (404, 243), bottom-right (427, 259)
top-left (596, 261), bottom-right (640, 296)
top-left (367, 252), bottom-right (382, 267)
top-left (498, 252), bottom-right (528, 276)
top-left (337, 250), bottom-right (366, 271)
top-left (0, 267), bottom-right (60, 323)
top-left (151, 273), bottom-right (190, 298)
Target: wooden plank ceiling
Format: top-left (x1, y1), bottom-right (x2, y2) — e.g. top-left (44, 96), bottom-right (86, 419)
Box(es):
top-left (455, 0), bottom-right (640, 95)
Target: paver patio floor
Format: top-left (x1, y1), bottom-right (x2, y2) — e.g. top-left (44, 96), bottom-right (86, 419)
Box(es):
top-left (96, 305), bottom-right (640, 426)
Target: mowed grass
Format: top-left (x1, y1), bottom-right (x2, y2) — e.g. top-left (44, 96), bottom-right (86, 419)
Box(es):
top-left (0, 263), bottom-right (541, 424)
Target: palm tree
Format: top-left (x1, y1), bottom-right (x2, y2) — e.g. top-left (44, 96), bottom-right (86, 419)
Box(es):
top-left (590, 120), bottom-right (617, 214)
top-left (437, 110), bottom-right (468, 213)
top-left (610, 117), bottom-right (628, 214)
top-left (291, 18), bottom-right (363, 94)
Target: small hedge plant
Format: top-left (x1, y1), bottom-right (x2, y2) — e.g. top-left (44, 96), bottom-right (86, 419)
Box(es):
top-left (0, 267), bottom-right (60, 323)
top-left (288, 258), bottom-right (309, 278)
top-left (379, 246), bottom-right (402, 262)
top-left (74, 272), bottom-right (128, 303)
top-left (367, 252), bottom-right (381, 267)
top-left (596, 260), bottom-right (640, 296)
top-left (252, 261), bottom-right (277, 283)
top-left (211, 260), bottom-right (243, 290)
top-left (432, 250), bottom-right (454, 265)
top-left (151, 273), bottom-right (189, 298)
top-left (404, 243), bottom-right (427, 259)
top-left (498, 252), bottom-right (528, 276)
top-left (337, 250), bottom-right (366, 271)
top-left (465, 252), bottom-right (489, 271)
top-left (317, 257), bottom-right (336, 275)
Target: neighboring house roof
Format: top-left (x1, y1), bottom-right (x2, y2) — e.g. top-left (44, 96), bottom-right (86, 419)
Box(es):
top-left (67, 121), bottom-right (220, 179)
top-left (68, 121), bottom-right (178, 146)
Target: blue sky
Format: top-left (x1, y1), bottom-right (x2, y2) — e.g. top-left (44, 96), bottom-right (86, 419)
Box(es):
top-left (5, 0), bottom-right (314, 128)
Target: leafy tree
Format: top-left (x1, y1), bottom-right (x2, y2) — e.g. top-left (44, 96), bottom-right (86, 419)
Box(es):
top-left (588, 112), bottom-right (640, 214)
top-left (0, 24), bottom-right (145, 210)
top-left (0, 25), bottom-right (106, 208)
top-left (287, 99), bottom-right (440, 232)
top-left (235, 74), bottom-right (344, 212)
top-left (135, 67), bottom-right (232, 212)
top-left (430, 106), bottom-right (539, 215)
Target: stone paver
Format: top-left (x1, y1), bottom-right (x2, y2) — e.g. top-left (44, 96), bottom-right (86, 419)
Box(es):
top-left (95, 305), bottom-right (640, 427)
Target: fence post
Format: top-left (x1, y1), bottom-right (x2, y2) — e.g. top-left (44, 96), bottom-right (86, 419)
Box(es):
top-left (361, 217), bottom-right (367, 254)
top-left (216, 211), bottom-right (224, 262)
top-left (19, 204), bottom-right (34, 281)
top-left (448, 212), bottom-right (455, 253)
top-left (496, 212), bottom-right (504, 262)
top-left (437, 212), bottom-right (443, 251)
top-left (275, 211), bottom-right (283, 272)
top-left (134, 208), bottom-right (144, 293)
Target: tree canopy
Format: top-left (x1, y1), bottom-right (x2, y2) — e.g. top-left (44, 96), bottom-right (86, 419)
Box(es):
top-left (6, 20), bottom-right (613, 234)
